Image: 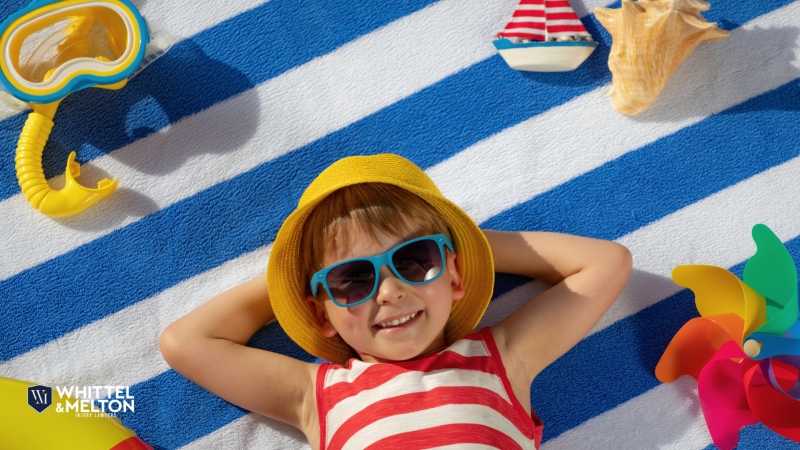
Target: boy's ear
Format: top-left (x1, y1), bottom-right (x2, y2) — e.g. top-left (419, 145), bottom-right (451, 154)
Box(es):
top-left (307, 295), bottom-right (338, 338)
top-left (447, 252), bottom-right (465, 302)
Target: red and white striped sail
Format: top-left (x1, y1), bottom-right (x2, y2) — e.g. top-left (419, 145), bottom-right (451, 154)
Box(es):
top-left (496, 0), bottom-right (591, 41)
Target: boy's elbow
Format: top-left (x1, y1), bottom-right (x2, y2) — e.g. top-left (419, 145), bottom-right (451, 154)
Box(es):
top-left (616, 242), bottom-right (633, 267)
top-left (159, 324), bottom-right (186, 369)
top-left (609, 242), bottom-right (633, 280)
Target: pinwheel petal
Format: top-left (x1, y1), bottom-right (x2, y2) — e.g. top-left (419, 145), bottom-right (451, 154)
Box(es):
top-left (789, 319), bottom-right (800, 338)
top-left (760, 356), bottom-right (800, 400)
top-left (673, 264), bottom-right (767, 339)
top-left (656, 314), bottom-right (743, 382)
top-left (697, 341), bottom-right (759, 450)
top-left (746, 332), bottom-right (800, 360)
top-left (743, 224), bottom-right (799, 338)
top-left (743, 361), bottom-right (800, 443)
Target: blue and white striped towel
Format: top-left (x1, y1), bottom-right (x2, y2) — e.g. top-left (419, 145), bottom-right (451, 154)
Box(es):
top-left (1, 0), bottom-right (799, 448)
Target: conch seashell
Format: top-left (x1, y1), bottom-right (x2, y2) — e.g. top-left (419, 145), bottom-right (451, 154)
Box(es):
top-left (595, 0), bottom-right (729, 115)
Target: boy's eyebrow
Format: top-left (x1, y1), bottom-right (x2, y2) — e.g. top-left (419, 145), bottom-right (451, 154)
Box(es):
top-left (388, 228), bottom-right (428, 248)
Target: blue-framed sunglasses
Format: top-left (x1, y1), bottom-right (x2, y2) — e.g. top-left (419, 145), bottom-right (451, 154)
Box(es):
top-left (310, 234), bottom-right (454, 307)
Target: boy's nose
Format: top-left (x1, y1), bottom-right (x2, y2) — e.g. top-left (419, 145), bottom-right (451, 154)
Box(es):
top-left (375, 265), bottom-right (407, 304)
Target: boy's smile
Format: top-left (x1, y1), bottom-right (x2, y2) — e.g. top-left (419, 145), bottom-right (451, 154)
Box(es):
top-left (308, 221), bottom-right (465, 363)
top-left (373, 310), bottom-right (420, 330)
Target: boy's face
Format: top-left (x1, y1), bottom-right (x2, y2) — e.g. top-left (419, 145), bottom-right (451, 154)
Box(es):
top-left (308, 221), bottom-right (465, 363)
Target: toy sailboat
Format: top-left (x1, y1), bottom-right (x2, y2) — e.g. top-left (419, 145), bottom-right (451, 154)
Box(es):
top-left (494, 0), bottom-right (597, 72)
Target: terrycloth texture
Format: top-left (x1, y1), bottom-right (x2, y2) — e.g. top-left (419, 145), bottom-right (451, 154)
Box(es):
top-left (0, 1), bottom-right (799, 449)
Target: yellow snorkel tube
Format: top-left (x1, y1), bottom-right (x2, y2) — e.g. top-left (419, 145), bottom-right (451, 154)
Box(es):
top-left (0, 0), bottom-right (172, 217)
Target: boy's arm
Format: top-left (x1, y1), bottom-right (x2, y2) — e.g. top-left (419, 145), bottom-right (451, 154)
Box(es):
top-left (159, 276), bottom-right (318, 432)
top-left (485, 230), bottom-right (632, 382)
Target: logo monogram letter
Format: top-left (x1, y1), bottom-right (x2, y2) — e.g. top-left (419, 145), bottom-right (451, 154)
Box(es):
top-left (27, 385), bottom-right (53, 413)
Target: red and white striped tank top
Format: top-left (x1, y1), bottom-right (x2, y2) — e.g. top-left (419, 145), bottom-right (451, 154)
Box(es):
top-left (315, 327), bottom-right (543, 449)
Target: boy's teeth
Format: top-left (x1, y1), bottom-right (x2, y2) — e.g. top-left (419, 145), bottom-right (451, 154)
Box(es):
top-left (378, 312), bottom-right (417, 328)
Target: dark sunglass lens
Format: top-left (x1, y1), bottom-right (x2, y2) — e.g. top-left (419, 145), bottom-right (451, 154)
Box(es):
top-left (326, 260), bottom-right (376, 305)
top-left (392, 239), bottom-right (443, 283)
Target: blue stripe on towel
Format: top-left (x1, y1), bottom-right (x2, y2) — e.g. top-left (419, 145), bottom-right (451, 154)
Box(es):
top-left (122, 371), bottom-right (250, 449)
top-left (482, 80), bottom-right (800, 240)
top-left (0, 1), bottom-right (33, 19)
top-left (0, 0), bottom-right (438, 201)
top-left (703, 423), bottom-right (800, 449)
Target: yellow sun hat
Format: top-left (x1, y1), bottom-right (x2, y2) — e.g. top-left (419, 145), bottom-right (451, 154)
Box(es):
top-left (267, 153), bottom-right (494, 365)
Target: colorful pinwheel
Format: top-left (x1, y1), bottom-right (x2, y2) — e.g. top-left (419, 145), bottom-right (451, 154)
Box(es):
top-left (656, 224), bottom-right (800, 450)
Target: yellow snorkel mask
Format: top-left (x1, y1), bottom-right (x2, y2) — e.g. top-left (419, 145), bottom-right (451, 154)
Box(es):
top-left (0, 0), bottom-right (173, 217)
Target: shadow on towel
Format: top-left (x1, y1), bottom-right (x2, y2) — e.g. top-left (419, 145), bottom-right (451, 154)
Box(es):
top-left (49, 40), bottom-right (260, 231)
top-left (635, 24), bottom-right (800, 122)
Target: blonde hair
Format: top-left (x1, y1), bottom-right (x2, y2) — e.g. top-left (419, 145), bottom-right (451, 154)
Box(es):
top-left (300, 183), bottom-right (452, 292)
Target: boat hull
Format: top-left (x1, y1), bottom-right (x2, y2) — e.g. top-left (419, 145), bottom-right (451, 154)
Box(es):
top-left (493, 39), bottom-right (597, 72)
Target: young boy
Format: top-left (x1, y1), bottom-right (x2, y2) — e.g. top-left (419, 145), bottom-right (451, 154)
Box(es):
top-left (160, 154), bottom-right (632, 449)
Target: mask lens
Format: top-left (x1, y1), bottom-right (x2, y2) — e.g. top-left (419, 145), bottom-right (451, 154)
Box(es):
top-left (392, 239), bottom-right (443, 283)
top-left (326, 260), bottom-right (376, 305)
top-left (22, 20), bottom-right (117, 83)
